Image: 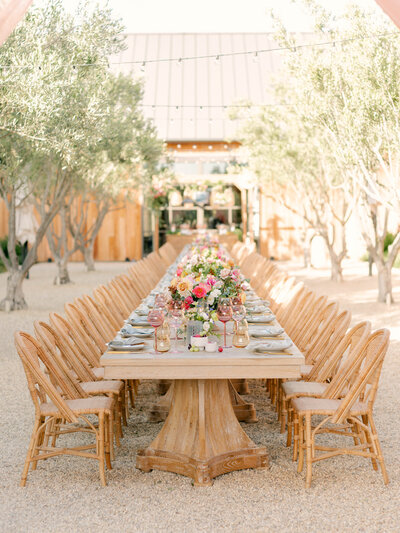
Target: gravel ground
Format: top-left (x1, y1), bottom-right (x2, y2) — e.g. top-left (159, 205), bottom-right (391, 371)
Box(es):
top-left (0, 260), bottom-right (399, 533)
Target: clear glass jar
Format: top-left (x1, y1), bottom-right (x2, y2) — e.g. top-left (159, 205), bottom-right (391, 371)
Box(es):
top-left (156, 320), bottom-right (171, 352)
top-left (233, 319), bottom-right (250, 348)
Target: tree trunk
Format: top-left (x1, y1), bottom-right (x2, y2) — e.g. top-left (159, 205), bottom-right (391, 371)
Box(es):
top-left (0, 270), bottom-right (28, 310)
top-left (328, 251), bottom-right (343, 282)
top-left (324, 241), bottom-right (344, 283)
top-left (376, 261), bottom-right (393, 304)
top-left (83, 244), bottom-right (95, 272)
top-left (54, 258), bottom-right (71, 285)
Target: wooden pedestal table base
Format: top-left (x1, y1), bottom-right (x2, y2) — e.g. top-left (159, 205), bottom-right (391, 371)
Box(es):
top-left (137, 379), bottom-right (268, 486)
top-left (149, 380), bottom-right (257, 423)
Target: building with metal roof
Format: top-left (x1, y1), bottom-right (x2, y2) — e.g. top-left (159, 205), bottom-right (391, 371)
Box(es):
top-left (109, 32), bottom-right (315, 142)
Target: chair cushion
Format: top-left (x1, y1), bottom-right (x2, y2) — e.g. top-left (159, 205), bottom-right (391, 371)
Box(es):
top-left (292, 397), bottom-right (341, 415)
top-left (292, 397), bottom-right (369, 417)
top-left (300, 364), bottom-right (313, 376)
top-left (282, 381), bottom-right (327, 398)
top-left (92, 367), bottom-right (105, 379)
top-left (81, 380), bottom-right (124, 395)
top-left (40, 396), bottom-right (114, 416)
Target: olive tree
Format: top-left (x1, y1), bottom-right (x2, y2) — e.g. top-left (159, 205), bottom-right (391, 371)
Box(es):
top-left (0, 0), bottom-right (126, 308)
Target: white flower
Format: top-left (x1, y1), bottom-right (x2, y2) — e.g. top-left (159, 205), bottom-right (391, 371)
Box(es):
top-left (210, 288), bottom-right (221, 299)
top-left (207, 295), bottom-right (215, 305)
top-left (220, 268), bottom-right (230, 279)
top-left (215, 280), bottom-right (223, 289)
top-left (201, 312), bottom-right (209, 321)
top-left (203, 321), bottom-right (210, 331)
top-left (241, 281), bottom-right (250, 291)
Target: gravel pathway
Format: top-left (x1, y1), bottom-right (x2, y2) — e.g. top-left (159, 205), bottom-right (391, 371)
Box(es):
top-left (0, 260), bottom-right (399, 533)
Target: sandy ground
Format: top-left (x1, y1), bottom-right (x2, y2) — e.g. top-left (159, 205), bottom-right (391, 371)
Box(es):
top-left (0, 259), bottom-right (399, 533)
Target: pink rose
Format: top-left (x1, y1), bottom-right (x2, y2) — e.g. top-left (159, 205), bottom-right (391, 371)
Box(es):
top-left (176, 267), bottom-right (183, 277)
top-left (184, 296), bottom-right (194, 309)
top-left (193, 285), bottom-right (208, 299)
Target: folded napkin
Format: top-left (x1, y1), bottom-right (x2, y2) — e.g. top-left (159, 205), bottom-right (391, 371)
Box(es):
top-left (128, 317), bottom-right (151, 327)
top-left (245, 305), bottom-right (271, 314)
top-left (136, 306), bottom-right (150, 316)
top-left (249, 325), bottom-right (285, 338)
top-left (247, 314), bottom-right (275, 323)
top-left (250, 338), bottom-right (293, 353)
top-left (107, 338), bottom-right (145, 351)
top-left (120, 325), bottom-right (153, 337)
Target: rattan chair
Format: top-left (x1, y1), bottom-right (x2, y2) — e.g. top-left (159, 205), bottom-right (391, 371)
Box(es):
top-left (34, 320), bottom-right (125, 444)
top-left (15, 332), bottom-right (113, 487)
top-left (292, 328), bottom-right (389, 487)
top-left (93, 285), bottom-right (125, 329)
top-left (281, 315), bottom-right (364, 444)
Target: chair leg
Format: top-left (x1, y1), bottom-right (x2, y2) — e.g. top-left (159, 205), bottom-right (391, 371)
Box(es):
top-left (280, 395), bottom-right (287, 434)
top-left (362, 414), bottom-right (378, 471)
top-left (105, 413), bottom-right (112, 471)
top-left (297, 414), bottom-right (304, 473)
top-left (367, 414), bottom-right (389, 485)
top-left (98, 412), bottom-right (106, 487)
top-left (121, 388), bottom-right (128, 426)
top-left (305, 413), bottom-right (313, 488)
top-left (286, 405), bottom-right (293, 447)
top-left (128, 380), bottom-right (135, 407)
top-left (109, 409), bottom-right (115, 461)
top-left (293, 412), bottom-right (299, 462)
top-left (20, 416), bottom-right (41, 487)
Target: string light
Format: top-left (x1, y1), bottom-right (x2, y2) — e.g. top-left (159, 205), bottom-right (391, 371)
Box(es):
top-left (141, 102), bottom-right (294, 109)
top-left (0, 31), bottom-right (396, 71)
top-left (140, 61), bottom-right (146, 72)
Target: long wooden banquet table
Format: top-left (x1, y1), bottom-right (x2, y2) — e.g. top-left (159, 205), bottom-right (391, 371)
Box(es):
top-left (101, 249), bottom-right (304, 487)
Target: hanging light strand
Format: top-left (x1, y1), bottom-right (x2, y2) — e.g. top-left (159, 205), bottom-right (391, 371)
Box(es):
top-left (0, 30), bottom-right (397, 70)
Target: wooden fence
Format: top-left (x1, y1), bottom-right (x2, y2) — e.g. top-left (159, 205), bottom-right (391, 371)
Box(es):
top-left (0, 195), bottom-right (143, 262)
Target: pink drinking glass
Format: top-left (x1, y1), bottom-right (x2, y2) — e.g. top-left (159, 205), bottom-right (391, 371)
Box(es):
top-left (217, 298), bottom-right (233, 348)
top-left (148, 308), bottom-right (164, 352)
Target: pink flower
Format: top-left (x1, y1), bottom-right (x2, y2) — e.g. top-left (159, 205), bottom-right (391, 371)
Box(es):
top-left (206, 275), bottom-right (216, 286)
top-left (176, 267), bottom-right (183, 277)
top-left (232, 269), bottom-right (239, 278)
top-left (184, 296), bottom-right (194, 309)
top-left (193, 284), bottom-right (209, 299)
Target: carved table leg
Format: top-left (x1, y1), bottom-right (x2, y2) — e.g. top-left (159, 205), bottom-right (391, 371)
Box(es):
top-left (149, 382), bottom-right (174, 422)
top-left (137, 379), bottom-right (268, 486)
top-left (229, 381), bottom-right (258, 423)
top-left (231, 378), bottom-right (250, 395)
top-left (150, 380), bottom-right (257, 423)
top-left (157, 379), bottom-right (171, 395)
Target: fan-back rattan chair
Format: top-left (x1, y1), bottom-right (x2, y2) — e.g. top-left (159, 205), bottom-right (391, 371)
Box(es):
top-left (292, 328), bottom-right (389, 487)
top-left (15, 332), bottom-right (114, 487)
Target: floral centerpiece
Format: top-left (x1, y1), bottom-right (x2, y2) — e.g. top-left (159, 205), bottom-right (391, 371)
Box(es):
top-left (168, 243), bottom-right (249, 337)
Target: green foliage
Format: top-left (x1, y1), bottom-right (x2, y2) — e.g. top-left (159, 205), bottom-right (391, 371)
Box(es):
top-left (384, 233), bottom-right (396, 253)
top-left (0, 0), bottom-right (166, 281)
top-left (0, 237), bottom-right (23, 267)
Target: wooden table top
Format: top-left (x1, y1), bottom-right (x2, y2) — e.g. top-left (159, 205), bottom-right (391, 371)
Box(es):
top-left (100, 328), bottom-right (304, 380)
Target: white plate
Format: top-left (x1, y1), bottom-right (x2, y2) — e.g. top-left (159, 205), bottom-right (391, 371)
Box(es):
top-left (108, 344), bottom-right (146, 352)
top-left (250, 339), bottom-right (293, 353)
top-left (249, 326), bottom-right (285, 337)
top-left (247, 314), bottom-right (275, 323)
